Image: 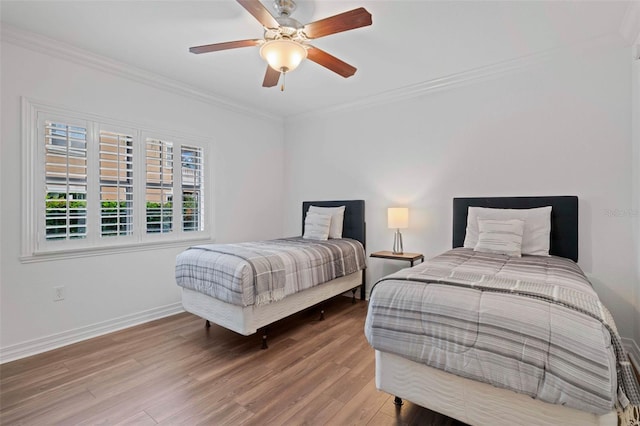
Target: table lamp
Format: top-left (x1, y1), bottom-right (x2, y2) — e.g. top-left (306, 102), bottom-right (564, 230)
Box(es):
top-left (388, 207), bottom-right (408, 254)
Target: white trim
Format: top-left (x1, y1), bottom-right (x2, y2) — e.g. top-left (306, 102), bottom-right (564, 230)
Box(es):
top-left (3, 23), bottom-right (626, 123)
top-left (22, 97), bottom-right (214, 260)
top-left (289, 34), bottom-right (622, 120)
top-left (21, 97), bottom-right (38, 259)
top-left (24, 97), bottom-right (215, 146)
top-left (291, 56), bottom-right (549, 120)
top-left (1, 25), bottom-right (281, 123)
top-left (20, 237), bottom-right (213, 263)
top-left (623, 337), bottom-right (640, 372)
top-left (0, 303), bottom-right (184, 364)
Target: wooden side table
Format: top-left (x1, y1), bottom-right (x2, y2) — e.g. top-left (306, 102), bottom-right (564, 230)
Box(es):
top-left (370, 251), bottom-right (425, 267)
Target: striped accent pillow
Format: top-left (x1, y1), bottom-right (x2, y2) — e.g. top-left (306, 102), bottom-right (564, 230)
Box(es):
top-left (474, 218), bottom-right (525, 257)
top-left (303, 213), bottom-right (332, 240)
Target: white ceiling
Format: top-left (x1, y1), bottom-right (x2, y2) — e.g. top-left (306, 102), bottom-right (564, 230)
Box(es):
top-left (0, 0), bottom-right (634, 118)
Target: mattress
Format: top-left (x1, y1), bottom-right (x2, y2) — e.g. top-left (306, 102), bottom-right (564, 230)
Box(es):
top-left (364, 248), bottom-right (640, 415)
top-left (181, 271), bottom-right (363, 335)
top-left (375, 350), bottom-right (617, 426)
top-left (175, 237), bottom-right (366, 307)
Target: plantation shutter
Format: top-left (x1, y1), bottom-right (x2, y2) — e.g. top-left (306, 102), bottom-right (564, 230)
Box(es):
top-left (181, 146), bottom-right (203, 232)
top-left (44, 121), bottom-right (88, 240)
top-left (99, 131), bottom-right (134, 237)
top-left (28, 100), bottom-right (211, 257)
top-left (145, 138), bottom-right (174, 233)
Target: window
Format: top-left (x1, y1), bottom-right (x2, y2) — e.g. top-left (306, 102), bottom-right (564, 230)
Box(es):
top-left (22, 99), bottom-right (211, 259)
top-left (99, 130), bottom-right (134, 237)
top-left (145, 138), bottom-right (174, 234)
top-left (44, 121), bottom-right (88, 241)
top-left (181, 145), bottom-right (203, 232)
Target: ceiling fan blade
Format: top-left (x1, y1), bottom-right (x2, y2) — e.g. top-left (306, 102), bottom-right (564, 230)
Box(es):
top-left (237, 0), bottom-right (280, 29)
top-left (189, 39), bottom-right (261, 54)
top-left (262, 65), bottom-right (281, 87)
top-left (306, 46), bottom-right (357, 78)
top-left (303, 7), bottom-right (372, 39)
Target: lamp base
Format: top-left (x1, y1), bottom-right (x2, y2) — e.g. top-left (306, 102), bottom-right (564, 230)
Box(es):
top-left (392, 229), bottom-right (404, 255)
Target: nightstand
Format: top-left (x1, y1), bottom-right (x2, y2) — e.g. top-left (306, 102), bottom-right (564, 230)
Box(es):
top-left (370, 251), bottom-right (425, 267)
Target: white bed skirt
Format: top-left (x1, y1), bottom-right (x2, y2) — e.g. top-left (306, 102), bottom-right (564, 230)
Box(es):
top-left (375, 350), bottom-right (617, 426)
top-left (181, 271), bottom-right (363, 336)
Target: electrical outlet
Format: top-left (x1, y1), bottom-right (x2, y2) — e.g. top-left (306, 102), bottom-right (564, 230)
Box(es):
top-left (53, 286), bottom-right (65, 301)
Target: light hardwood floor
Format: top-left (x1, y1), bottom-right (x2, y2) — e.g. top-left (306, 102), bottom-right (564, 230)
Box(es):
top-left (0, 297), bottom-right (467, 425)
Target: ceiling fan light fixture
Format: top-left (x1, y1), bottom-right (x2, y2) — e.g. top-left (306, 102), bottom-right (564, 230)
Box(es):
top-left (260, 39), bottom-right (307, 73)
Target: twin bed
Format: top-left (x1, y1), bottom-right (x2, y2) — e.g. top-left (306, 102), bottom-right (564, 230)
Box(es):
top-left (176, 200), bottom-right (366, 348)
top-left (175, 196), bottom-right (639, 425)
top-left (365, 196), bottom-right (639, 426)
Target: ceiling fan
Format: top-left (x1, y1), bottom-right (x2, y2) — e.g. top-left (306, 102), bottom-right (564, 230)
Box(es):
top-left (189, 0), bottom-right (372, 90)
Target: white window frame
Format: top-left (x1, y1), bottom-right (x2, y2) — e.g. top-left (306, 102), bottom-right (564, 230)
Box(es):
top-left (21, 98), bottom-right (213, 262)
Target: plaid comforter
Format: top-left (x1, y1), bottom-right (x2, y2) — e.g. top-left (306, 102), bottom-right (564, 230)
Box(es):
top-left (176, 237), bottom-right (365, 307)
top-left (365, 248), bottom-right (640, 415)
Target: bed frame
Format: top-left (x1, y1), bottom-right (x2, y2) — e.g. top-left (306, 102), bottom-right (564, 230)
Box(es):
top-left (181, 200), bottom-right (366, 348)
top-left (376, 196), bottom-right (618, 426)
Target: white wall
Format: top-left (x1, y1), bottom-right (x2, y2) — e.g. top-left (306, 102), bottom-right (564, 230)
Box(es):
top-left (0, 41), bottom-right (285, 359)
top-left (283, 43), bottom-right (638, 340)
top-left (2, 30), bottom-right (637, 362)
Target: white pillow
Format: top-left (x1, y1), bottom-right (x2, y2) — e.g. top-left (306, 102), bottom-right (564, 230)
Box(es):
top-left (308, 205), bottom-right (346, 239)
top-left (474, 219), bottom-right (525, 257)
top-left (303, 212), bottom-right (332, 240)
top-left (463, 206), bottom-right (552, 256)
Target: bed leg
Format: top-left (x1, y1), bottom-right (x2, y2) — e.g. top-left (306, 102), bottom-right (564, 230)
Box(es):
top-left (260, 327), bottom-right (268, 350)
top-left (319, 309), bottom-right (325, 321)
top-left (393, 396), bottom-right (404, 406)
top-left (351, 288), bottom-right (357, 304)
top-left (205, 320), bottom-right (211, 328)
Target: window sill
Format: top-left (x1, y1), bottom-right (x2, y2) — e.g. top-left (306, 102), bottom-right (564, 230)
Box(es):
top-left (20, 237), bottom-right (214, 264)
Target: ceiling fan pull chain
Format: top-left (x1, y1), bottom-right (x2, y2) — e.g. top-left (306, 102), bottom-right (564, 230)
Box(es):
top-left (280, 70), bottom-right (286, 91)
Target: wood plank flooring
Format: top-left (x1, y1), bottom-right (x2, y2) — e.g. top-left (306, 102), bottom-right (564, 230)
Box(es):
top-left (0, 297), bottom-right (467, 425)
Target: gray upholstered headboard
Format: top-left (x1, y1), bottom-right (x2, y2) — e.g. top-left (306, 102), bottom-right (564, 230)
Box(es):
top-left (302, 200), bottom-right (365, 247)
top-left (452, 196), bottom-right (578, 262)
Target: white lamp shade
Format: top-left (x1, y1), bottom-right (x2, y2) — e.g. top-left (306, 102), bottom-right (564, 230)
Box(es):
top-left (259, 39), bottom-right (307, 72)
top-left (388, 207), bottom-right (409, 229)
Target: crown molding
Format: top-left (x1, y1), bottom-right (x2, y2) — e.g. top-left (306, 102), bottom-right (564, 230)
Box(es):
top-left (290, 58), bottom-right (547, 121)
top-left (2, 23), bottom-right (629, 123)
top-left (620, 1), bottom-right (640, 46)
top-left (289, 34), bottom-right (623, 121)
top-left (1, 25), bottom-right (282, 123)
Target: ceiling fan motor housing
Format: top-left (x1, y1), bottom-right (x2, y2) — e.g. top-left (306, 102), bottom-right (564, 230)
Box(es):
top-left (274, 0), bottom-right (297, 17)
top-left (265, 24), bottom-right (306, 43)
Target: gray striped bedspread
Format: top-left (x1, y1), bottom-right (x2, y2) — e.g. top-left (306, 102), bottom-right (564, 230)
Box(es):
top-left (176, 237), bottom-right (366, 307)
top-left (364, 248), bottom-right (640, 415)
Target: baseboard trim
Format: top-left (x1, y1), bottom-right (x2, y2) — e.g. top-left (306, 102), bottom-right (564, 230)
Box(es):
top-left (0, 302), bottom-right (184, 364)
